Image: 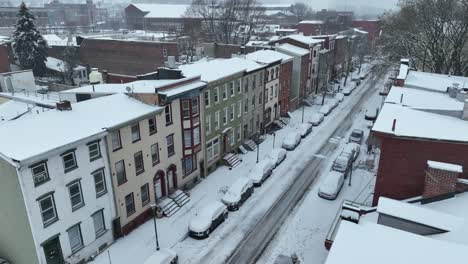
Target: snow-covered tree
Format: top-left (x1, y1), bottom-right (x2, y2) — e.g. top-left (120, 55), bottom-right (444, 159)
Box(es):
top-left (62, 45), bottom-right (79, 86)
top-left (12, 2), bottom-right (48, 76)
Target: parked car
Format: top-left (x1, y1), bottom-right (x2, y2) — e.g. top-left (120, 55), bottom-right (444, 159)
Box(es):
top-left (351, 77), bottom-right (361, 86)
top-left (318, 171), bottom-right (345, 200)
top-left (335, 93), bottom-right (345, 102)
top-left (143, 248), bottom-right (178, 264)
top-left (282, 132), bottom-right (302, 150)
top-left (298, 123), bottom-right (313, 138)
top-left (332, 152), bottom-right (353, 173)
top-left (319, 104), bottom-right (332, 116)
top-left (249, 159), bottom-right (276, 186)
top-left (329, 98), bottom-right (339, 109)
top-left (267, 148), bottom-right (287, 167)
top-left (308, 113), bottom-right (324, 126)
top-left (349, 129), bottom-right (364, 144)
top-left (188, 201), bottom-right (228, 239)
top-left (342, 142), bottom-right (360, 161)
top-left (350, 81), bottom-right (358, 91)
top-left (342, 87), bottom-right (352, 96)
top-left (221, 177), bottom-right (254, 211)
top-left (359, 72), bottom-right (368, 80)
top-left (365, 106), bottom-right (379, 121)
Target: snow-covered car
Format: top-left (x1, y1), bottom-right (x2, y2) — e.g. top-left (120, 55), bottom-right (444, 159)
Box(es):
top-left (359, 72), bottom-right (368, 80)
top-left (365, 106), bottom-right (379, 121)
top-left (318, 171), bottom-right (345, 200)
top-left (332, 152), bottom-right (353, 173)
top-left (221, 177), bottom-right (254, 211)
top-left (249, 159), bottom-right (275, 186)
top-left (319, 104), bottom-right (332, 116)
top-left (350, 81), bottom-right (358, 91)
top-left (143, 248), bottom-right (178, 264)
top-left (335, 93), bottom-right (345, 102)
top-left (308, 113), bottom-right (324, 126)
top-left (281, 132), bottom-right (302, 151)
top-left (351, 77), bottom-right (361, 86)
top-left (188, 201), bottom-right (228, 239)
top-left (298, 123), bottom-right (313, 138)
top-left (329, 98), bottom-right (339, 109)
top-left (349, 129), bottom-right (364, 144)
top-left (342, 142), bottom-right (360, 161)
top-left (342, 87), bottom-right (352, 96)
top-left (267, 148), bottom-right (287, 167)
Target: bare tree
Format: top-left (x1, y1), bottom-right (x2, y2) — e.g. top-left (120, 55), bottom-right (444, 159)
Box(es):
top-left (289, 2), bottom-right (313, 23)
top-left (62, 45), bottom-right (79, 86)
top-left (188, 0), bottom-right (265, 44)
top-left (380, 0), bottom-right (468, 75)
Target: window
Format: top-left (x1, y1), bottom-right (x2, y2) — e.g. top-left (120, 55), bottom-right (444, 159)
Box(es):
top-left (204, 90), bottom-right (210, 107)
top-left (230, 104), bottom-right (235, 121)
top-left (207, 138), bottom-right (220, 161)
top-left (237, 79), bottom-right (241, 94)
top-left (244, 98), bottom-right (249, 113)
top-left (222, 84), bottom-right (227, 100)
top-left (165, 105), bottom-right (172, 125)
top-left (148, 117), bottom-right (157, 135)
top-left (275, 84), bottom-right (278, 96)
top-left (131, 123), bottom-right (141, 142)
top-left (237, 101), bottom-right (242, 117)
top-left (125, 193), bottom-right (135, 217)
top-left (265, 70), bottom-right (269, 81)
top-left (166, 134), bottom-right (175, 157)
top-left (223, 107), bottom-right (228, 125)
top-left (183, 155), bottom-right (197, 175)
top-left (252, 95), bottom-right (256, 108)
top-left (313, 50), bottom-right (317, 57)
top-left (270, 69), bottom-right (274, 80)
top-left (38, 193), bottom-right (57, 226)
top-left (193, 126), bottom-right (200, 145)
top-left (68, 180), bottom-right (84, 211)
top-left (32, 162), bottom-right (49, 186)
top-left (260, 71), bottom-right (264, 84)
top-left (141, 183), bottom-right (150, 206)
top-left (230, 81), bottom-right (234, 96)
top-left (182, 100), bottom-right (190, 119)
top-left (206, 115), bottom-right (211, 134)
top-left (253, 75), bottom-right (257, 88)
top-left (151, 143), bottom-right (159, 166)
top-left (270, 86), bottom-right (274, 96)
top-left (93, 169), bottom-right (107, 197)
top-left (67, 224), bottom-right (83, 253)
top-left (237, 126), bottom-right (241, 141)
top-left (62, 151), bottom-right (77, 173)
top-left (111, 130), bottom-right (122, 150)
top-left (88, 141), bottom-right (101, 161)
top-left (184, 130), bottom-right (192, 147)
top-left (92, 210), bottom-right (106, 238)
top-left (244, 78), bottom-right (249, 93)
top-left (276, 67), bottom-right (279, 78)
top-left (259, 92), bottom-right (262, 105)
top-left (192, 97), bottom-right (199, 115)
top-left (214, 87), bottom-right (219, 103)
top-left (134, 151), bottom-right (144, 175)
top-left (162, 48), bottom-right (168, 57)
top-left (116, 160), bottom-right (127, 185)
top-left (230, 129), bottom-right (235, 146)
top-left (215, 111), bottom-right (220, 129)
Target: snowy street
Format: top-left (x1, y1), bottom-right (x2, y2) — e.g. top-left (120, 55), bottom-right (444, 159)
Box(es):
top-left (90, 63), bottom-right (390, 264)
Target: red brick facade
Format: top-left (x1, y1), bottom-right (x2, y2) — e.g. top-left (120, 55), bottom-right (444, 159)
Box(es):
top-left (373, 133), bottom-right (468, 205)
top-left (422, 166), bottom-right (460, 198)
top-left (296, 22), bottom-right (323, 36)
top-left (79, 38), bottom-right (178, 76)
top-left (352, 20), bottom-right (381, 49)
top-left (279, 60), bottom-right (292, 115)
top-left (0, 44), bottom-right (10, 73)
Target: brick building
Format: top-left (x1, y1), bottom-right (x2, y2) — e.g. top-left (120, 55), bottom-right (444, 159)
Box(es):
top-left (352, 20), bottom-right (381, 50)
top-left (44, 0), bottom-right (103, 28)
top-left (77, 37), bottom-right (178, 76)
top-left (0, 6), bottom-right (49, 27)
top-left (0, 41), bottom-right (11, 73)
top-left (296, 20), bottom-right (324, 36)
top-left (333, 35), bottom-right (348, 78)
top-left (201, 43), bottom-right (258, 59)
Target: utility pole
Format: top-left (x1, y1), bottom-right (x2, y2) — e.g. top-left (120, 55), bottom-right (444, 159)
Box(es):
top-left (150, 204), bottom-right (160, 251)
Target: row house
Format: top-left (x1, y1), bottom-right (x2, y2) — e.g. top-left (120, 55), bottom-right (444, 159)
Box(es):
top-left (275, 44), bottom-right (309, 111)
top-left (0, 94), bottom-right (158, 264)
top-left (60, 77), bottom-right (205, 235)
top-left (270, 34), bottom-right (323, 95)
top-left (246, 50), bottom-right (293, 120)
top-left (180, 59), bottom-right (246, 176)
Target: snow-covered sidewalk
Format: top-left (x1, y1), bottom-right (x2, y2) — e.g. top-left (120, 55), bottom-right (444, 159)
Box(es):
top-left (90, 67), bottom-right (386, 264)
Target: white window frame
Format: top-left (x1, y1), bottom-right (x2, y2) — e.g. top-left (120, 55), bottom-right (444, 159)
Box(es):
top-left (62, 151), bottom-right (77, 172)
top-left (193, 126), bottom-right (200, 145)
top-left (32, 162), bottom-right (49, 186)
top-left (223, 107), bottom-right (228, 125)
top-left (214, 87), bottom-right (219, 103)
top-left (88, 141), bottom-right (101, 161)
top-left (111, 130), bottom-right (122, 150)
top-left (206, 114), bottom-right (211, 134)
top-left (93, 169), bottom-right (107, 197)
top-left (67, 223), bottom-right (83, 253)
top-left (38, 193), bottom-right (57, 226)
top-left (223, 84), bottom-right (228, 100)
top-left (204, 90), bottom-right (211, 107)
top-left (230, 104), bottom-right (235, 121)
top-left (92, 210), bottom-right (106, 238)
top-left (141, 183), bottom-right (150, 206)
top-left (237, 101), bottom-right (242, 117)
top-left (68, 181), bottom-right (84, 211)
top-left (151, 143), bottom-right (159, 166)
top-left (215, 111), bottom-right (220, 129)
top-left (131, 123), bottom-right (141, 142)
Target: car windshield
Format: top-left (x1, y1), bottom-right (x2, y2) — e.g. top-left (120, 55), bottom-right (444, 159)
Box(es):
top-left (351, 131), bottom-right (362, 137)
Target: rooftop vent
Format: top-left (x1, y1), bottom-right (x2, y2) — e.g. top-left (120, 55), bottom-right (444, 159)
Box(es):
top-left (56, 100), bottom-right (72, 111)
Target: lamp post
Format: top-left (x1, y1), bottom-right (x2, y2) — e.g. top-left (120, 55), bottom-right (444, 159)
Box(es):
top-left (150, 204), bottom-right (160, 251)
top-left (256, 130), bottom-right (260, 163)
top-left (272, 132), bottom-right (276, 148)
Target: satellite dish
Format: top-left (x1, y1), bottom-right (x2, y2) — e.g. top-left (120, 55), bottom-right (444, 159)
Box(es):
top-left (125, 86), bottom-right (132, 92)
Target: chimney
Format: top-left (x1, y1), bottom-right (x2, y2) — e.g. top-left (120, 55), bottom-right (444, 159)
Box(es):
top-left (463, 99), bottom-right (468, 120)
top-left (422, 160), bottom-right (462, 203)
top-left (56, 100), bottom-right (72, 111)
top-left (391, 119), bottom-right (396, 132)
top-left (102, 70), bottom-right (108, 83)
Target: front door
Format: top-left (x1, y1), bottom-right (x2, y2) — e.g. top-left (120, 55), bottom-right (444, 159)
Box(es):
top-left (154, 179), bottom-right (163, 200)
top-left (167, 170), bottom-right (174, 193)
top-left (43, 236), bottom-right (64, 264)
top-left (223, 134), bottom-right (229, 154)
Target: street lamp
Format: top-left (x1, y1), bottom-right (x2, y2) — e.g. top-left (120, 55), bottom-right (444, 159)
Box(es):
top-left (256, 130), bottom-right (260, 163)
top-left (150, 204), bottom-right (160, 251)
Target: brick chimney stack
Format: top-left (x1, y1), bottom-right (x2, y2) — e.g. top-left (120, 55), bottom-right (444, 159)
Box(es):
top-left (422, 160), bottom-right (463, 202)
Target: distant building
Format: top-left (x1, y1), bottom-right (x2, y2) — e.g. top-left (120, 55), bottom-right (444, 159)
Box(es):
top-left (296, 20), bottom-right (324, 36)
top-left (0, 6), bottom-right (49, 27)
top-left (352, 20), bottom-right (381, 50)
top-left (0, 40), bottom-right (11, 74)
top-left (45, 57), bottom-right (88, 86)
top-left (44, 0), bottom-right (100, 28)
top-left (316, 9), bottom-right (354, 34)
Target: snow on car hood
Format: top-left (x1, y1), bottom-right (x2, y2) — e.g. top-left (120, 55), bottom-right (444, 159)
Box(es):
top-left (249, 159), bottom-right (273, 182)
top-left (268, 148), bottom-right (286, 163)
top-left (319, 171), bottom-right (343, 194)
top-left (222, 177), bottom-right (251, 204)
top-left (283, 133), bottom-right (299, 145)
top-left (189, 201), bottom-right (225, 232)
top-left (310, 113), bottom-right (323, 122)
top-left (143, 248), bottom-right (176, 264)
top-left (299, 123), bottom-right (312, 135)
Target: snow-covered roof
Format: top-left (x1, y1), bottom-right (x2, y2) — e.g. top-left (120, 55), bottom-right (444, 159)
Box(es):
top-left (245, 40), bottom-right (269, 47)
top-left (275, 28), bottom-right (297, 32)
top-left (0, 100), bottom-right (35, 125)
top-left (0, 92), bottom-right (60, 108)
top-left (396, 63), bottom-right (408, 80)
top-left (372, 103), bottom-right (468, 142)
top-left (298, 20), bottom-right (324, 24)
top-left (0, 94), bottom-right (162, 163)
top-left (385, 86), bottom-right (464, 111)
top-left (351, 28), bottom-right (369, 34)
top-left (227, 57), bottom-right (265, 72)
top-left (276, 43), bottom-right (309, 56)
top-left (280, 34), bottom-right (323, 46)
top-left (246, 50), bottom-right (293, 65)
top-left (180, 59), bottom-right (246, 82)
top-left (427, 160), bottom-right (463, 173)
top-left (377, 197), bottom-right (464, 231)
top-left (45, 57), bottom-right (85, 73)
top-left (405, 71), bottom-right (468, 93)
top-left (43, 34), bottom-right (74, 46)
top-left (132, 4), bottom-right (194, 19)
top-left (61, 79), bottom-right (184, 95)
top-left (325, 221), bottom-right (468, 264)
top-left (157, 81), bottom-right (205, 99)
